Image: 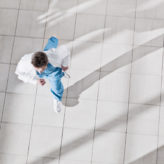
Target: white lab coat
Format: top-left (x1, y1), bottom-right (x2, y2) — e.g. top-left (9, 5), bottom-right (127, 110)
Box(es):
top-left (15, 46), bottom-right (70, 85)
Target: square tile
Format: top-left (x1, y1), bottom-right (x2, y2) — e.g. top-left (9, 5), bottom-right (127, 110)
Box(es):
top-left (101, 43), bottom-right (132, 73)
top-left (0, 36), bottom-right (14, 63)
top-left (2, 93), bottom-right (35, 124)
top-left (29, 125), bottom-right (62, 157)
top-left (33, 95), bottom-right (65, 127)
top-left (92, 131), bottom-right (125, 163)
top-left (134, 18), bottom-right (164, 47)
top-left (71, 40), bottom-right (102, 71)
top-left (77, 0), bottom-right (107, 15)
top-left (75, 14), bottom-right (105, 42)
top-left (104, 16), bottom-right (135, 45)
top-left (16, 10), bottom-right (45, 38)
top-left (12, 37), bottom-right (43, 64)
top-left (60, 128), bottom-right (93, 161)
top-left (127, 103), bottom-right (159, 135)
top-left (125, 134), bottom-right (157, 164)
top-left (0, 154), bottom-right (27, 164)
top-left (99, 72), bottom-right (130, 102)
top-left (60, 160), bottom-right (91, 164)
top-left (20, 0), bottom-right (49, 11)
top-left (0, 9), bottom-right (18, 35)
top-left (0, 123), bottom-right (31, 155)
top-left (0, 92), bottom-right (5, 120)
top-left (130, 74), bottom-right (161, 105)
top-left (0, 0), bottom-right (20, 9)
top-left (158, 106), bottom-right (164, 136)
top-left (95, 101), bottom-right (128, 133)
top-left (107, 0), bottom-right (136, 17)
top-left (67, 70), bottom-right (100, 100)
top-left (136, 0), bottom-right (164, 19)
top-left (161, 77), bottom-right (164, 106)
top-left (65, 99), bottom-right (97, 130)
top-left (45, 13), bottom-right (76, 40)
top-left (27, 155), bottom-right (59, 164)
top-left (49, 0), bottom-right (78, 11)
top-left (0, 64), bottom-right (10, 92)
top-left (157, 137), bottom-right (164, 164)
top-left (7, 65), bottom-right (37, 94)
top-left (132, 46), bottom-right (163, 76)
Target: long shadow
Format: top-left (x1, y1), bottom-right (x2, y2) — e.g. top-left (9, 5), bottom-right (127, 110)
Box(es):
top-left (128, 145), bottom-right (163, 164)
top-left (62, 35), bottom-right (163, 107)
top-left (28, 34), bottom-right (164, 163)
top-left (29, 93), bottom-right (163, 164)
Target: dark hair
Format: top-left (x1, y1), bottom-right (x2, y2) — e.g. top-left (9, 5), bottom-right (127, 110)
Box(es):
top-left (31, 51), bottom-right (48, 68)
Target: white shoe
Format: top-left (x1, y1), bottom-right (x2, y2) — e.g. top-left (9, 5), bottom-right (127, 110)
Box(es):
top-left (64, 72), bottom-right (70, 79)
top-left (53, 99), bottom-right (62, 113)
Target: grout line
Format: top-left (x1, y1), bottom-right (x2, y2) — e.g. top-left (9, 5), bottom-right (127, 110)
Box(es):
top-left (25, 0), bottom-right (51, 163)
top-left (90, 0), bottom-right (110, 163)
top-left (122, 0), bottom-right (138, 163)
top-left (156, 31), bottom-right (164, 164)
top-left (58, 1), bottom-right (79, 163)
top-left (0, 0), bottom-right (21, 128)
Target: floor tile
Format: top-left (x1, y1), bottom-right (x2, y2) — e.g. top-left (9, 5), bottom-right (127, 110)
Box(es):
top-left (71, 40), bottom-right (102, 71)
top-left (7, 65), bottom-right (37, 94)
top-left (0, 9), bottom-right (18, 35)
top-left (132, 46), bottom-right (163, 76)
top-left (64, 99), bottom-right (97, 130)
top-left (101, 43), bottom-right (132, 73)
top-left (0, 92), bottom-right (5, 120)
top-left (77, 0), bottom-right (107, 15)
top-left (67, 69), bottom-right (100, 100)
top-left (95, 101), bottom-right (128, 133)
top-left (99, 72), bottom-right (130, 102)
top-left (45, 13), bottom-right (76, 40)
top-left (125, 134), bottom-right (157, 164)
top-left (92, 131), bottom-right (125, 163)
top-left (0, 36), bottom-right (14, 63)
top-left (2, 93), bottom-right (35, 124)
top-left (20, 0), bottom-right (49, 11)
top-left (104, 16), bottom-right (135, 45)
top-left (60, 128), bottom-right (93, 161)
top-left (0, 0), bottom-right (20, 9)
top-left (0, 64), bottom-right (10, 92)
top-left (136, 0), bottom-right (164, 19)
top-left (127, 103), bottom-right (159, 135)
top-left (157, 136), bottom-right (164, 164)
top-left (130, 74), bottom-right (161, 105)
top-left (29, 125), bottom-right (62, 157)
top-left (12, 37), bottom-right (43, 64)
top-left (107, 0), bottom-right (136, 17)
top-left (0, 154), bottom-right (27, 164)
top-left (27, 155), bottom-right (59, 164)
top-left (16, 10), bottom-right (45, 38)
top-left (0, 123), bottom-right (31, 155)
top-left (134, 18), bottom-right (164, 47)
top-left (158, 106), bottom-right (164, 137)
top-left (75, 14), bottom-right (105, 42)
top-left (33, 95), bottom-right (65, 127)
top-left (60, 160), bottom-right (91, 164)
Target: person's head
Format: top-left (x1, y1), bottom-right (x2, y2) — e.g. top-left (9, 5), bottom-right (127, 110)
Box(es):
top-left (31, 51), bottom-right (48, 73)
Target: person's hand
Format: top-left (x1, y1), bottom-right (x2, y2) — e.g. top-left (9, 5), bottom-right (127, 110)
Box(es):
top-left (38, 79), bottom-right (46, 86)
top-left (61, 65), bottom-right (68, 71)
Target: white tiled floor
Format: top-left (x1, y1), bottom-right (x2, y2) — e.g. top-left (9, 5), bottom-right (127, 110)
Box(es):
top-left (0, 0), bottom-right (164, 164)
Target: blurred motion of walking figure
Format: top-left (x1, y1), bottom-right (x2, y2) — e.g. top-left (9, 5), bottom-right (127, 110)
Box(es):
top-left (15, 36), bottom-right (70, 113)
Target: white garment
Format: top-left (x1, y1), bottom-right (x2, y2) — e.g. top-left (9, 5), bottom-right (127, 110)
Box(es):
top-left (15, 46), bottom-right (70, 85)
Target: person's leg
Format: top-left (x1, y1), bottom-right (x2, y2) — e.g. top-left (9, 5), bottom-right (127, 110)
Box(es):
top-left (50, 78), bottom-right (64, 112)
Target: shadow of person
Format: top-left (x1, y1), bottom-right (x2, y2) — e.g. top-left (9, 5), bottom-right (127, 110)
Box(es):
top-left (62, 34), bottom-right (163, 107)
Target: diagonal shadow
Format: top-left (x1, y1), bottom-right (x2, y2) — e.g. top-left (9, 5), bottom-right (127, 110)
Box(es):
top-left (62, 34), bottom-right (164, 107)
top-left (29, 94), bottom-right (163, 164)
top-left (28, 34), bottom-right (164, 164)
